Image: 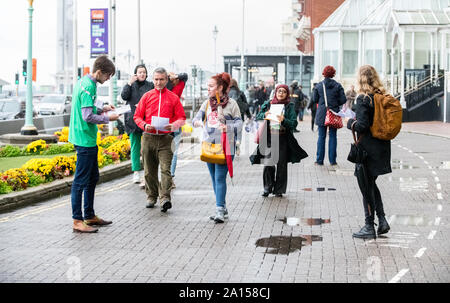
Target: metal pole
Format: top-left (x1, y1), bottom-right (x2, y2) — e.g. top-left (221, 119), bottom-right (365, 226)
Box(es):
top-left (72, 0), bottom-right (78, 90)
top-left (137, 0), bottom-right (142, 64)
top-left (21, 0), bottom-right (37, 135)
top-left (239, 0), bottom-right (245, 91)
top-left (108, 0), bottom-right (114, 134)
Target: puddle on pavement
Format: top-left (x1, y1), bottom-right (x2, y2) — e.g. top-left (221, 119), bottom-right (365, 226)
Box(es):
top-left (302, 187), bottom-right (336, 191)
top-left (388, 215), bottom-right (440, 226)
top-left (391, 159), bottom-right (420, 170)
top-left (278, 217), bottom-right (331, 227)
top-left (255, 235), bottom-right (322, 255)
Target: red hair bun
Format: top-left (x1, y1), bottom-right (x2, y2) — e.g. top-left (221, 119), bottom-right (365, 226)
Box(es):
top-left (212, 72), bottom-right (232, 94)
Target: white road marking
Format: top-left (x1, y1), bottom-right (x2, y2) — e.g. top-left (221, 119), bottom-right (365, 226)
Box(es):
top-left (424, 161), bottom-right (429, 165)
top-left (436, 184), bottom-right (442, 190)
top-left (437, 204), bottom-right (443, 212)
top-left (414, 247), bottom-right (427, 258)
top-left (434, 217), bottom-right (441, 226)
top-left (389, 269), bottom-right (410, 283)
top-left (427, 230), bottom-right (437, 240)
top-left (434, 177), bottom-right (440, 182)
top-left (437, 193), bottom-right (443, 200)
top-left (432, 171), bottom-right (437, 175)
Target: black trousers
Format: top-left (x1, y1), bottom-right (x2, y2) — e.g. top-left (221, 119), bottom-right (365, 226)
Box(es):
top-left (362, 175), bottom-right (386, 225)
top-left (263, 134), bottom-right (288, 194)
top-left (311, 110), bottom-right (316, 130)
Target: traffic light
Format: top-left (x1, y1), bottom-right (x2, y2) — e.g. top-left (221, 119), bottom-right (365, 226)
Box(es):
top-left (117, 70), bottom-right (121, 80)
top-left (15, 73), bottom-right (19, 85)
top-left (32, 58), bottom-right (36, 82)
top-left (77, 67), bottom-right (82, 80)
top-left (22, 59), bottom-right (27, 76)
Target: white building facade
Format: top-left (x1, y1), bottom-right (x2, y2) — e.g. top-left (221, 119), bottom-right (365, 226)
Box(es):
top-left (313, 0), bottom-right (450, 108)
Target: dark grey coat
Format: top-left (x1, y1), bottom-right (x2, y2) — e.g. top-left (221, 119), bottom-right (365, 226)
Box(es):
top-left (121, 80), bottom-right (154, 134)
top-left (312, 78), bottom-right (347, 126)
top-left (347, 94), bottom-right (392, 177)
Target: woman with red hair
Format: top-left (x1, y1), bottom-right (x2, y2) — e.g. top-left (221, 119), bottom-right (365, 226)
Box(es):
top-left (192, 72), bottom-right (242, 223)
top-left (312, 65), bottom-right (347, 166)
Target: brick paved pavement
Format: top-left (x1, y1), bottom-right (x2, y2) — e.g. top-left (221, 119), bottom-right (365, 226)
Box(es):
top-left (0, 114), bottom-right (449, 283)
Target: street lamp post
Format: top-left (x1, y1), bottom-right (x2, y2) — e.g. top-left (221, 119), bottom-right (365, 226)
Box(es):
top-left (212, 25), bottom-right (218, 73)
top-left (137, 0), bottom-right (142, 64)
top-left (239, 0), bottom-right (246, 91)
top-left (72, 0), bottom-right (78, 90)
top-left (21, 0), bottom-right (38, 135)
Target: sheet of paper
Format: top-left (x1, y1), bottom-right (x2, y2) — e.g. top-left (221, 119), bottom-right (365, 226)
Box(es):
top-left (336, 107), bottom-right (356, 119)
top-left (151, 116), bottom-right (170, 131)
top-left (114, 105), bottom-right (131, 115)
top-left (265, 104), bottom-right (284, 122)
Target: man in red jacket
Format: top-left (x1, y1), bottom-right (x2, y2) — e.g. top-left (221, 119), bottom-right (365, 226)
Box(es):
top-left (134, 67), bottom-right (186, 212)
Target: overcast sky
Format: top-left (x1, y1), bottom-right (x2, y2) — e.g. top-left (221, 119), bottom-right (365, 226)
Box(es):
top-left (0, 0), bottom-right (292, 87)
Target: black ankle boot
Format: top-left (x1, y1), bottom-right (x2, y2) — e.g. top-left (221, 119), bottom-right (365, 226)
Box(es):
top-left (353, 224), bottom-right (376, 239)
top-left (377, 216), bottom-right (390, 235)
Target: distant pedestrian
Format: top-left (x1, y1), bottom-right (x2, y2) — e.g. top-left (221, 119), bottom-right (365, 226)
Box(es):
top-left (345, 84), bottom-right (357, 110)
top-left (290, 80), bottom-right (306, 132)
top-left (346, 65), bottom-right (391, 239)
top-left (167, 72), bottom-right (188, 187)
top-left (312, 65), bottom-right (347, 166)
top-left (121, 64), bottom-right (154, 184)
top-left (69, 55), bottom-right (120, 233)
top-left (307, 83), bottom-right (318, 131)
top-left (134, 67), bottom-right (186, 212)
top-left (228, 78), bottom-right (251, 156)
top-left (247, 85), bottom-right (257, 115)
top-left (192, 72), bottom-right (242, 223)
top-left (255, 82), bottom-right (267, 116)
top-left (250, 84), bottom-right (308, 197)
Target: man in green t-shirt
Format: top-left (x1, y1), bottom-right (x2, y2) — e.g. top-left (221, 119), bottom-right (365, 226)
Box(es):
top-left (69, 55), bottom-right (120, 233)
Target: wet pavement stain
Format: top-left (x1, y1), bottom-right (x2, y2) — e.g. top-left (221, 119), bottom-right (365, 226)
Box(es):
top-left (388, 215), bottom-right (440, 226)
top-left (302, 187), bottom-right (337, 191)
top-left (439, 161), bottom-right (450, 169)
top-left (391, 159), bottom-right (420, 170)
top-left (278, 217), bottom-right (331, 226)
top-left (255, 235), bottom-right (323, 255)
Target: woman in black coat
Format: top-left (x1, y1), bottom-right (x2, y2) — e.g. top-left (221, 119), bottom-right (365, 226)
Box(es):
top-left (312, 66), bottom-right (347, 165)
top-left (346, 65), bottom-right (391, 239)
top-left (121, 64), bottom-right (154, 184)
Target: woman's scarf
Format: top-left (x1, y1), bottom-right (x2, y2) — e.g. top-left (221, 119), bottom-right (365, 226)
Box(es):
top-left (271, 84), bottom-right (290, 105)
top-left (209, 93), bottom-right (229, 112)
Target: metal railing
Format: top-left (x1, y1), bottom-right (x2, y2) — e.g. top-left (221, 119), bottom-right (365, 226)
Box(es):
top-left (396, 74), bottom-right (445, 110)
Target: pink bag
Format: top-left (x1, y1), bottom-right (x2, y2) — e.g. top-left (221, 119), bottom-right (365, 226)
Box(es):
top-left (322, 83), bottom-right (343, 129)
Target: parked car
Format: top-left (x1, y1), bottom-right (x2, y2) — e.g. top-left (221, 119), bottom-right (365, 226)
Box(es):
top-left (36, 94), bottom-right (71, 115)
top-left (0, 98), bottom-right (37, 120)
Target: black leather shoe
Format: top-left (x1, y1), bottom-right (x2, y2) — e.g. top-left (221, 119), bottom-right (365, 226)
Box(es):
top-left (161, 201), bottom-right (172, 213)
top-left (377, 216), bottom-right (390, 235)
top-left (274, 193), bottom-right (283, 197)
top-left (262, 191), bottom-right (270, 197)
top-left (352, 224), bottom-right (376, 239)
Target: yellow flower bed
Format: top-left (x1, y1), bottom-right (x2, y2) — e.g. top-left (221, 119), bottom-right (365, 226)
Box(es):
top-left (25, 139), bottom-right (48, 154)
top-left (105, 139), bottom-right (130, 161)
top-left (100, 135), bottom-right (119, 147)
top-left (22, 158), bottom-right (56, 179)
top-left (0, 168), bottom-right (29, 191)
top-left (53, 156), bottom-right (76, 175)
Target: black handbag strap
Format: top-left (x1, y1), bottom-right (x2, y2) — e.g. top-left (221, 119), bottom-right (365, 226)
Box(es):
top-left (351, 121), bottom-right (363, 145)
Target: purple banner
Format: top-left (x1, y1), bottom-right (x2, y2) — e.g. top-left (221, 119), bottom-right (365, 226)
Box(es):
top-left (90, 8), bottom-right (108, 58)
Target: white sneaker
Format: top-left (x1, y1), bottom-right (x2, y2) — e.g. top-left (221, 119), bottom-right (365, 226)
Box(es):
top-left (139, 180), bottom-right (146, 190)
top-left (133, 171), bottom-right (140, 184)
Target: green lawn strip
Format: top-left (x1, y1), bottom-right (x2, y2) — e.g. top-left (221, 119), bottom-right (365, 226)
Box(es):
top-left (0, 152), bottom-right (76, 171)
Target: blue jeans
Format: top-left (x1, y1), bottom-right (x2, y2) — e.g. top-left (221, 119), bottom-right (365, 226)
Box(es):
top-left (206, 162), bottom-right (229, 208)
top-left (170, 131), bottom-right (182, 177)
top-left (316, 125), bottom-right (337, 164)
top-left (71, 145), bottom-right (99, 221)
top-left (298, 108), bottom-right (305, 121)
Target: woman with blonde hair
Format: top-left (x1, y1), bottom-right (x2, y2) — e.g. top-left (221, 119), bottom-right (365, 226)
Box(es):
top-left (346, 65), bottom-right (391, 239)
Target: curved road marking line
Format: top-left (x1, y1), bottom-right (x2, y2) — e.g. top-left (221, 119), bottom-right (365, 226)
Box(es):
top-left (389, 269), bottom-right (409, 283)
top-left (427, 230), bottom-right (437, 240)
top-left (0, 180), bottom-right (132, 224)
top-left (414, 247), bottom-right (427, 258)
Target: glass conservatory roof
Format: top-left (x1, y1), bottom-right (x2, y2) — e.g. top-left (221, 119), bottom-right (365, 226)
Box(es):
top-left (318, 0), bottom-right (450, 29)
